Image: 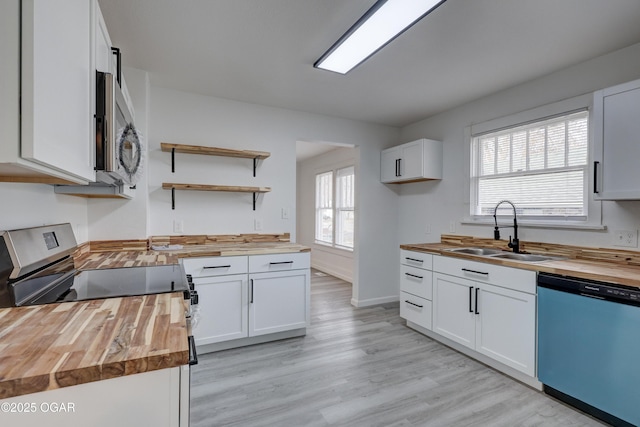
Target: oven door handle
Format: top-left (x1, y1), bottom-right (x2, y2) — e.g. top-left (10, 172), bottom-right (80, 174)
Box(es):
top-left (188, 335), bottom-right (198, 366)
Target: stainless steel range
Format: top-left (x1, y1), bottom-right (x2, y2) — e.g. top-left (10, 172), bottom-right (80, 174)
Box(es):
top-left (0, 223), bottom-right (192, 307)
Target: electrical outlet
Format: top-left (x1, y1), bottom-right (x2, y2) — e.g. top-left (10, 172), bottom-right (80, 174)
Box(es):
top-left (254, 219), bottom-right (263, 231)
top-left (613, 229), bottom-right (638, 247)
top-left (449, 221), bottom-right (456, 233)
top-left (425, 224), bottom-right (431, 234)
top-left (173, 219), bottom-right (184, 234)
top-left (281, 207), bottom-right (289, 219)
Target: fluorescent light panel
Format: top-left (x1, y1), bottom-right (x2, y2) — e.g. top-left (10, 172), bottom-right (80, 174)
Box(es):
top-left (315, 0), bottom-right (446, 74)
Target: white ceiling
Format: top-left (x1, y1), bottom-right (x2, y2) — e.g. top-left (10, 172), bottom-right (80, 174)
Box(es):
top-left (99, 0), bottom-right (640, 128)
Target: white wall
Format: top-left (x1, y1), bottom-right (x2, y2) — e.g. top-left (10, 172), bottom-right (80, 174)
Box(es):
top-left (147, 87), bottom-right (400, 305)
top-left (88, 67), bottom-right (150, 241)
top-left (398, 42), bottom-right (640, 249)
top-left (297, 147), bottom-right (356, 283)
top-left (0, 183), bottom-right (89, 242)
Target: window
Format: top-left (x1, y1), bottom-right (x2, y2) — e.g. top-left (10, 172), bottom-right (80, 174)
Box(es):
top-left (315, 166), bottom-right (355, 249)
top-left (471, 110), bottom-right (589, 221)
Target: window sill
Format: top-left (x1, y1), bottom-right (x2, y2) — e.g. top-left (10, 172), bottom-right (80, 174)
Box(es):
top-left (460, 218), bottom-right (607, 231)
top-left (313, 241), bottom-right (354, 255)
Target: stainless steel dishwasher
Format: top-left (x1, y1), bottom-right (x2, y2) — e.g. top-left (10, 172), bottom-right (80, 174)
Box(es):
top-left (538, 273), bottom-right (640, 427)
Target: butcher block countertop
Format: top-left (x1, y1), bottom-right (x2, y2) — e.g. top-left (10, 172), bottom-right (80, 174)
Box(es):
top-left (0, 293), bottom-right (189, 399)
top-left (75, 242), bottom-right (311, 270)
top-left (402, 235), bottom-right (640, 289)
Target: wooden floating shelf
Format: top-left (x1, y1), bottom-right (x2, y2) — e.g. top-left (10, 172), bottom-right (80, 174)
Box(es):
top-left (161, 142), bottom-right (270, 176)
top-left (162, 183), bottom-right (271, 210)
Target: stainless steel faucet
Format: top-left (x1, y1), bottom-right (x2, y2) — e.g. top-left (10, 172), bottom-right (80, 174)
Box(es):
top-left (493, 200), bottom-right (520, 253)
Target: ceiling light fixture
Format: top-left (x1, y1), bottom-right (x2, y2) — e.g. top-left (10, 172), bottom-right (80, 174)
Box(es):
top-left (314, 0), bottom-right (447, 74)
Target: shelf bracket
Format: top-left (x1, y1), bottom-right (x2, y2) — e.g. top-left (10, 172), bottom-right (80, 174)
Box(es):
top-left (171, 187), bottom-right (176, 210)
top-left (171, 148), bottom-right (176, 173)
top-left (253, 158), bottom-right (257, 177)
top-left (253, 192), bottom-right (258, 210)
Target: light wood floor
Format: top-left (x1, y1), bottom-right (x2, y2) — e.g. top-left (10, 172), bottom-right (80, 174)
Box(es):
top-left (190, 269), bottom-right (605, 426)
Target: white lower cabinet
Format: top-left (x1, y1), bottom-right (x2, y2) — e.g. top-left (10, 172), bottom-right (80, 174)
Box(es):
top-left (192, 274), bottom-right (248, 345)
top-left (399, 250), bottom-right (433, 330)
top-left (431, 256), bottom-right (537, 377)
top-left (0, 367), bottom-right (187, 427)
top-left (249, 269), bottom-right (310, 336)
top-left (183, 252), bottom-right (310, 351)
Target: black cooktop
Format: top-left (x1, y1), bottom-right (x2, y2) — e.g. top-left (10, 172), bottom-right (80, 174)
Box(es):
top-left (11, 262), bottom-right (189, 307)
top-left (66, 264), bottom-right (189, 302)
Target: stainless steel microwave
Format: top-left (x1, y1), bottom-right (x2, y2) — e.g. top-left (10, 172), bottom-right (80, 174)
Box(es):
top-left (95, 71), bottom-right (138, 186)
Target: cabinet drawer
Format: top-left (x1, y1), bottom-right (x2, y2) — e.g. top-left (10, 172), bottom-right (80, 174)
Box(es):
top-left (433, 255), bottom-right (536, 294)
top-left (400, 292), bottom-right (432, 330)
top-left (249, 252), bottom-right (310, 273)
top-left (182, 256), bottom-right (248, 277)
top-left (400, 250), bottom-right (433, 270)
top-left (400, 265), bottom-right (432, 300)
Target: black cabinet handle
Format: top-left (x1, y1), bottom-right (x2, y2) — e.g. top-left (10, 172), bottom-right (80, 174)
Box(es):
top-left (250, 279), bottom-right (254, 303)
top-left (593, 161), bottom-right (599, 194)
top-left (462, 268), bottom-right (489, 275)
top-left (475, 288), bottom-right (480, 315)
top-left (395, 159), bottom-right (400, 177)
top-left (188, 335), bottom-right (198, 366)
top-left (405, 257), bottom-right (423, 263)
top-left (203, 265), bottom-right (231, 269)
top-left (398, 158), bottom-right (402, 176)
top-left (404, 272), bottom-right (423, 280)
top-left (469, 286), bottom-right (473, 312)
top-left (405, 300), bottom-right (423, 308)
top-left (269, 261), bottom-right (294, 265)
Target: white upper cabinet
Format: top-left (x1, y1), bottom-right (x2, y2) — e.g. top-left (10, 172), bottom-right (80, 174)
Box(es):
top-left (0, 0), bottom-right (95, 184)
top-left (381, 139), bottom-right (443, 183)
top-left (593, 78), bottom-right (640, 200)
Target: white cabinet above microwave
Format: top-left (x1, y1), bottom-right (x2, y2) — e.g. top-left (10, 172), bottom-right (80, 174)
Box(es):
top-left (0, 0), bottom-right (95, 184)
top-left (381, 139), bottom-right (443, 183)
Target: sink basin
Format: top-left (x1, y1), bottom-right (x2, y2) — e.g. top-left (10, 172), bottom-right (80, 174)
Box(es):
top-left (489, 253), bottom-right (562, 262)
top-left (446, 247), bottom-right (504, 256)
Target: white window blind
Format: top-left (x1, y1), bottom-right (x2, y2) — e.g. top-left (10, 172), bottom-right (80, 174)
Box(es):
top-left (315, 171), bottom-right (333, 244)
top-left (471, 110), bottom-right (589, 220)
top-left (336, 166), bottom-right (355, 248)
top-left (315, 166), bottom-right (355, 249)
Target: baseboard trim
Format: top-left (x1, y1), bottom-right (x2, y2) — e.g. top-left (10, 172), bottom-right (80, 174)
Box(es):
top-left (311, 263), bottom-right (352, 284)
top-left (196, 328), bottom-right (306, 354)
top-left (406, 321), bottom-right (542, 391)
top-left (351, 295), bottom-right (399, 308)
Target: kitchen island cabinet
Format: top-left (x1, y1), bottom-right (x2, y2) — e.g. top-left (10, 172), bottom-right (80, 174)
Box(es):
top-left (0, 366), bottom-right (189, 427)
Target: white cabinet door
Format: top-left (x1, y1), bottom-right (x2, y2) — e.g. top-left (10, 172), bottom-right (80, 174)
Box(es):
top-left (399, 140), bottom-right (423, 181)
top-left (380, 146), bottom-right (401, 183)
top-left (593, 79), bottom-right (640, 200)
top-left (432, 273), bottom-right (476, 349)
top-left (20, 0), bottom-right (95, 182)
top-left (193, 274), bottom-right (248, 345)
top-left (94, 2), bottom-right (112, 73)
top-left (475, 283), bottom-right (536, 376)
top-left (249, 269), bottom-right (310, 336)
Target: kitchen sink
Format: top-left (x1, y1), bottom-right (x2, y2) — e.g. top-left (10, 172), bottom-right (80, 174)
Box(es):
top-left (446, 247), bottom-right (505, 256)
top-left (489, 253), bottom-right (563, 262)
top-left (446, 247), bottom-right (564, 263)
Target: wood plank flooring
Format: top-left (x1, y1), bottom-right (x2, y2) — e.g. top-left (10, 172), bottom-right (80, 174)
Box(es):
top-left (190, 270), bottom-right (605, 426)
